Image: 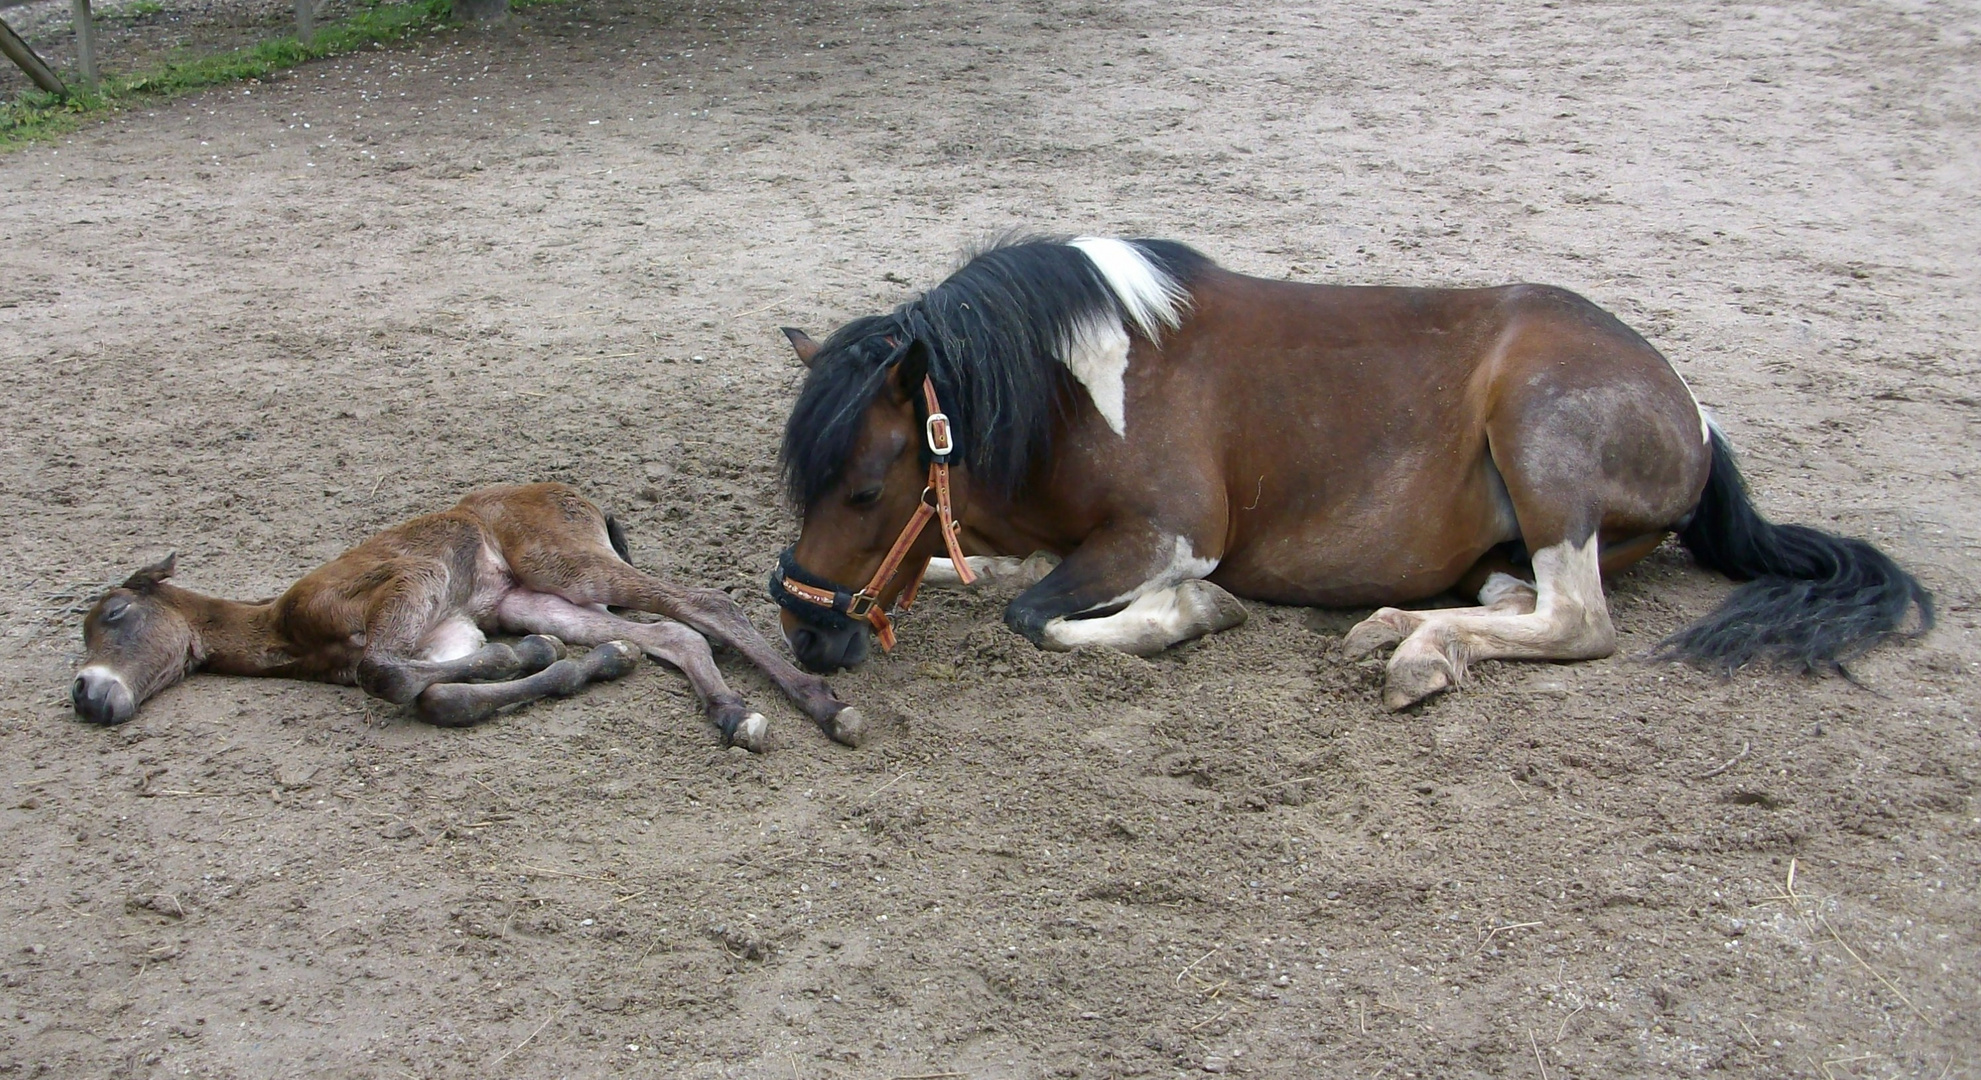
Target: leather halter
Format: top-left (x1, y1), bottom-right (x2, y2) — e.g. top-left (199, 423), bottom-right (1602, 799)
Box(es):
top-left (775, 376), bottom-right (975, 650)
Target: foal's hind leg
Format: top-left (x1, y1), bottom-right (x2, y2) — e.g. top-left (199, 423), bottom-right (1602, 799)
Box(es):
top-left (513, 553), bottom-right (866, 747)
top-left (494, 591), bottom-right (769, 751)
top-left (416, 641), bottom-right (642, 727)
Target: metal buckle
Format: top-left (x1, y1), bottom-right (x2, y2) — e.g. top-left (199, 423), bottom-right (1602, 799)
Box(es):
top-left (925, 411), bottom-right (953, 457)
top-left (846, 592), bottom-right (877, 618)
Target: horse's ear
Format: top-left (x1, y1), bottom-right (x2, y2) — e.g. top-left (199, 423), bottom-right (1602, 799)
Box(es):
top-left (122, 552), bottom-right (177, 591)
top-left (782, 327), bottom-right (823, 368)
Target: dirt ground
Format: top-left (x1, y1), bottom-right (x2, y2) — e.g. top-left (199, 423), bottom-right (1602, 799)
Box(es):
top-left (2, 1), bottom-right (1977, 1077)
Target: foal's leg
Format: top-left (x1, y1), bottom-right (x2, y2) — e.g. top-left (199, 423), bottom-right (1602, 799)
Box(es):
top-left (352, 575), bottom-right (565, 704)
top-left (493, 591), bottom-right (768, 751)
top-left (415, 641), bottom-right (643, 728)
top-left (512, 553), bottom-right (866, 747)
top-left (1003, 524), bottom-right (1248, 656)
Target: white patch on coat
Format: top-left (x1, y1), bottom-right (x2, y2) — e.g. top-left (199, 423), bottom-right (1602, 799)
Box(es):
top-left (1477, 571), bottom-right (1536, 608)
top-left (421, 616), bottom-right (487, 663)
top-left (1081, 536), bottom-right (1220, 613)
top-left (924, 554), bottom-right (1059, 589)
top-left (1666, 365), bottom-right (1713, 445)
top-left (1041, 579), bottom-right (1247, 655)
top-left (1053, 238), bottom-right (1192, 438)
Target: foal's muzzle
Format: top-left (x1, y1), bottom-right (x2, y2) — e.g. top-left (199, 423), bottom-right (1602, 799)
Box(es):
top-left (72, 667), bottom-right (136, 725)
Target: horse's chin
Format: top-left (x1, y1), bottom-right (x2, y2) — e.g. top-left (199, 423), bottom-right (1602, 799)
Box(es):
top-left (786, 624), bottom-right (871, 673)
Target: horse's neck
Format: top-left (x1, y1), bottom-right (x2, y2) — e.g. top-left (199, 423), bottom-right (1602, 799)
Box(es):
top-left (169, 587), bottom-right (285, 676)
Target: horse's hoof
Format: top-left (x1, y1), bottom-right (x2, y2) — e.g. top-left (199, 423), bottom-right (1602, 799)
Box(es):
top-left (417, 684), bottom-right (500, 727)
top-left (730, 712), bottom-right (769, 753)
top-left (514, 634), bottom-right (565, 673)
top-left (1342, 611), bottom-right (1408, 660)
top-left (825, 705), bottom-right (868, 748)
top-left (1177, 579), bottom-right (1249, 635)
top-left (1383, 649), bottom-right (1456, 711)
top-left (580, 641), bottom-right (642, 682)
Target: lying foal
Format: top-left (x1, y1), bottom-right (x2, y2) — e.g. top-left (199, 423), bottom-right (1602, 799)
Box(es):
top-left (71, 483), bottom-right (866, 750)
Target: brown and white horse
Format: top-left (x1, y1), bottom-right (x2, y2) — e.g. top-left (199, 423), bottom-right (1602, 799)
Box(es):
top-left (771, 236), bottom-right (1931, 709)
top-left (74, 483), bottom-right (865, 749)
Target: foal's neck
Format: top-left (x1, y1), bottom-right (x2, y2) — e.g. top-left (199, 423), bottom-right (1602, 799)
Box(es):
top-left (165, 586), bottom-right (286, 676)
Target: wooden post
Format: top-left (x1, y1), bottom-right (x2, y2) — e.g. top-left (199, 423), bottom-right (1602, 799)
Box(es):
top-left (0, 14), bottom-right (68, 97)
top-left (452, 0), bottom-right (509, 26)
top-left (69, 0), bottom-right (97, 92)
top-left (296, 0), bottom-right (312, 46)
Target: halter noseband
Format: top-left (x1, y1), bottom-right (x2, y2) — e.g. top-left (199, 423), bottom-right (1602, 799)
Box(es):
top-left (772, 375), bottom-right (976, 651)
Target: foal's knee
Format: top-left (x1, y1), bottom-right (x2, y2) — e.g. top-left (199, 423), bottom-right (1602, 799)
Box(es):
top-left (357, 658), bottom-right (427, 705)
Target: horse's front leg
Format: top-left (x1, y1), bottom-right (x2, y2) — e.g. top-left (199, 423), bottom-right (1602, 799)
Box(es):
top-left (1003, 527), bottom-right (1247, 657)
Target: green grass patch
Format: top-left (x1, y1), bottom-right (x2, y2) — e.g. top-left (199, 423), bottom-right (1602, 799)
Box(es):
top-left (0, 0), bottom-right (455, 149)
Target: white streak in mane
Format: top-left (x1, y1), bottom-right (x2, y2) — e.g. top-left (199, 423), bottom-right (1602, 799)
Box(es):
top-left (1058, 237), bottom-right (1191, 437)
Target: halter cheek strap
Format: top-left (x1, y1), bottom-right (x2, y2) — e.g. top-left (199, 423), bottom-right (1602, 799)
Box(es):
top-left (775, 376), bottom-right (975, 651)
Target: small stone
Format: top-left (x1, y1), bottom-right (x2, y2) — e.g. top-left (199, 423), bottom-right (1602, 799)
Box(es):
top-left (1202, 1055), bottom-right (1229, 1073)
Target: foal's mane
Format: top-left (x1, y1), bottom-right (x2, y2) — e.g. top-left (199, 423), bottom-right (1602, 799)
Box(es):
top-left (780, 235), bottom-right (1211, 507)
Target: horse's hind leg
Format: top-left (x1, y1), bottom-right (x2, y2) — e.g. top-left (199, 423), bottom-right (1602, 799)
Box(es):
top-left (416, 641), bottom-right (642, 728)
top-left (494, 590), bottom-right (768, 751)
top-left (1370, 536), bottom-right (1614, 710)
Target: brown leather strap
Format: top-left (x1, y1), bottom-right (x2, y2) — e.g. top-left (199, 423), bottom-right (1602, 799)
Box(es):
top-left (777, 376), bottom-right (974, 651)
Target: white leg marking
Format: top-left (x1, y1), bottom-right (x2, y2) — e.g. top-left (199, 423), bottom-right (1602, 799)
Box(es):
top-left (420, 616), bottom-right (487, 663)
top-left (1375, 536), bottom-right (1614, 710)
top-left (1477, 571), bottom-right (1537, 609)
top-left (1041, 580), bottom-right (1247, 656)
top-left (924, 553), bottom-right (1062, 589)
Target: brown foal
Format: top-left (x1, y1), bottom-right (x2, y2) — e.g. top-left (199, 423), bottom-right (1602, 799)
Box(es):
top-left (73, 483), bottom-right (866, 749)
top-left (773, 236), bottom-right (1930, 709)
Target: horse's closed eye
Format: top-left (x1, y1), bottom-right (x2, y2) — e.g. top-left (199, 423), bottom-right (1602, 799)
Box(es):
top-left (849, 486), bottom-right (883, 507)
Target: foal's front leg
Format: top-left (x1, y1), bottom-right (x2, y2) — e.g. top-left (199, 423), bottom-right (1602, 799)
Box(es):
top-left (1003, 525), bottom-right (1247, 656)
top-left (416, 642), bottom-right (643, 728)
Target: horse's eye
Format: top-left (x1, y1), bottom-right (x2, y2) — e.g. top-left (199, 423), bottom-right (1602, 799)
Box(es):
top-left (848, 486), bottom-right (883, 508)
top-left (100, 598), bottom-right (130, 625)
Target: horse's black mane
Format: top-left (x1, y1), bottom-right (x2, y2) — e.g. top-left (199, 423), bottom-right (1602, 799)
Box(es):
top-left (780, 235), bottom-right (1212, 507)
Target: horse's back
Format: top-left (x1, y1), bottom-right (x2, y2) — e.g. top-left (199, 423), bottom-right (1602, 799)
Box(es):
top-left (1154, 270), bottom-right (1708, 604)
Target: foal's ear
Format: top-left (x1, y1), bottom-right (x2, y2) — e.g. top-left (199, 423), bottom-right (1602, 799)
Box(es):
top-left (121, 552), bottom-right (178, 591)
top-left (782, 327), bottom-right (823, 367)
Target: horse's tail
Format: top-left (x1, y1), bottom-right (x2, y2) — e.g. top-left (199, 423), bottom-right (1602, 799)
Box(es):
top-left (605, 514), bottom-right (633, 565)
top-left (1661, 427), bottom-right (1932, 672)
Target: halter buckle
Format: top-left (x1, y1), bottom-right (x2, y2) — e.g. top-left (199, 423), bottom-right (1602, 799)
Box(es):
top-left (925, 411), bottom-right (954, 457)
top-left (845, 592), bottom-right (878, 618)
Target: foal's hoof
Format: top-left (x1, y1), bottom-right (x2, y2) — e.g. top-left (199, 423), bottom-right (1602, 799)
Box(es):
top-left (1177, 579), bottom-right (1249, 636)
top-left (1342, 610), bottom-right (1409, 660)
top-left (824, 705), bottom-right (869, 748)
top-left (730, 712), bottom-right (769, 753)
top-left (417, 684), bottom-right (500, 728)
top-left (514, 634), bottom-right (566, 673)
top-left (578, 640), bottom-right (642, 682)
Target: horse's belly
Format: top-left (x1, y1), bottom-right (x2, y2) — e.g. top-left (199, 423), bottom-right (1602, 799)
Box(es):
top-left (1212, 521), bottom-right (1501, 608)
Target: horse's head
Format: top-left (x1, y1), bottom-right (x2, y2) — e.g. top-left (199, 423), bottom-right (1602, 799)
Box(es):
top-left (73, 554), bottom-right (199, 724)
top-left (773, 322), bottom-right (966, 672)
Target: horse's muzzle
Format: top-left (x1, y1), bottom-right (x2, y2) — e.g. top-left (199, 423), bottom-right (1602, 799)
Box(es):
top-left (785, 622), bottom-right (870, 674)
top-left (72, 667), bottom-right (136, 725)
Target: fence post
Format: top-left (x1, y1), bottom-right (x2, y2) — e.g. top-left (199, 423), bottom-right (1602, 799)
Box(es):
top-left (297, 0), bottom-right (312, 46)
top-left (69, 0), bottom-right (96, 91)
top-left (0, 14), bottom-right (69, 96)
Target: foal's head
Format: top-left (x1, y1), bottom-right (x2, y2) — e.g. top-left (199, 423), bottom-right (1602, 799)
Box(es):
top-left (73, 555), bottom-right (199, 724)
top-left (774, 322), bottom-right (949, 672)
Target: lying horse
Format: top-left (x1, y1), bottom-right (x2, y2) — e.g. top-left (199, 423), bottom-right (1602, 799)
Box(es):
top-left (73, 483), bottom-right (866, 749)
top-left (771, 236), bottom-right (1931, 709)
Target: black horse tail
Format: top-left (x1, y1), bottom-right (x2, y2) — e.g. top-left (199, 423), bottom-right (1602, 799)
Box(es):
top-left (605, 514), bottom-right (633, 565)
top-left (1661, 428), bottom-right (1933, 672)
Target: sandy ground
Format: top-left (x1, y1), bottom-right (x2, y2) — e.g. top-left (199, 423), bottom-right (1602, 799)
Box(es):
top-left (2, 1), bottom-right (1978, 1077)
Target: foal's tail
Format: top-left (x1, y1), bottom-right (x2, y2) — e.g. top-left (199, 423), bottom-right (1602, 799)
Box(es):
top-left (1662, 429), bottom-right (1933, 672)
